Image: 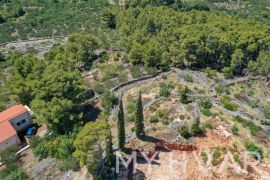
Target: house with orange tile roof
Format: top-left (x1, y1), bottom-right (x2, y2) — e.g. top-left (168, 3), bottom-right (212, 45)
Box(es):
top-left (0, 104), bottom-right (32, 151)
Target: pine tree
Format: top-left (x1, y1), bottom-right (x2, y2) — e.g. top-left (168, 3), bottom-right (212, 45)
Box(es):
top-left (118, 99), bottom-right (125, 150)
top-left (106, 131), bottom-right (114, 167)
top-left (135, 91), bottom-right (145, 138)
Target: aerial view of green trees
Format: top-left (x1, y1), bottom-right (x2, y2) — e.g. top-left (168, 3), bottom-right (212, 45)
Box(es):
top-left (7, 33), bottom-right (100, 134)
top-left (0, 0), bottom-right (109, 42)
top-left (105, 5), bottom-right (270, 76)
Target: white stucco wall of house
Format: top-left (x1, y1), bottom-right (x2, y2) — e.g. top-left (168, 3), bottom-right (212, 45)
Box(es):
top-left (9, 112), bottom-right (32, 132)
top-left (0, 135), bottom-right (21, 151)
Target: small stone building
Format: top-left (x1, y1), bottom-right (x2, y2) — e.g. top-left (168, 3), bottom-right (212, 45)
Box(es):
top-left (0, 104), bottom-right (32, 151)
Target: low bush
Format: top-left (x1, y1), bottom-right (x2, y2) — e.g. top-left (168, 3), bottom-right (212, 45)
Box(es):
top-left (0, 146), bottom-right (19, 165)
top-left (157, 111), bottom-right (165, 118)
top-left (178, 125), bottom-right (191, 139)
top-left (190, 121), bottom-right (205, 136)
top-left (150, 116), bottom-right (159, 123)
top-left (130, 65), bottom-right (144, 78)
top-left (245, 141), bottom-right (263, 160)
top-left (201, 108), bottom-right (212, 117)
top-left (215, 84), bottom-right (230, 95)
top-left (99, 53), bottom-right (109, 63)
top-left (0, 146), bottom-right (29, 180)
top-left (162, 117), bottom-right (172, 125)
top-left (0, 164), bottom-right (29, 180)
top-left (231, 124), bottom-right (239, 135)
top-left (204, 67), bottom-right (217, 78)
top-left (234, 116), bottom-right (262, 136)
top-left (199, 97), bottom-right (212, 109)
top-left (212, 148), bottom-right (222, 166)
top-left (159, 83), bottom-right (173, 97)
top-left (200, 151), bottom-right (208, 164)
top-left (179, 86), bottom-right (192, 104)
top-left (184, 74), bottom-right (193, 82)
top-left (220, 96), bottom-right (238, 111)
top-left (203, 122), bottom-right (214, 130)
top-left (31, 134), bottom-right (76, 160)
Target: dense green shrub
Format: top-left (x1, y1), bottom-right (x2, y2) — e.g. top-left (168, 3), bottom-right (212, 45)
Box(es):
top-left (178, 125), bottom-right (191, 139)
top-left (201, 151), bottom-right (208, 164)
top-left (199, 97), bottom-right (212, 109)
top-left (0, 146), bottom-right (29, 180)
top-left (31, 134), bottom-right (76, 160)
top-left (212, 148), bottom-right (222, 166)
top-left (201, 108), bottom-right (212, 117)
top-left (0, 164), bottom-right (29, 180)
top-left (159, 83), bottom-right (173, 97)
top-left (179, 86), bottom-right (192, 104)
top-left (99, 53), bottom-right (109, 63)
top-left (245, 141), bottom-right (263, 160)
top-left (190, 121), bottom-right (205, 136)
top-left (150, 116), bottom-right (159, 123)
top-left (162, 116), bottom-right (172, 125)
top-left (0, 146), bottom-right (19, 165)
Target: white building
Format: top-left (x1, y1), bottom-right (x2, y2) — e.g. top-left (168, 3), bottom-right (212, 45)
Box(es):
top-left (0, 104), bottom-right (32, 151)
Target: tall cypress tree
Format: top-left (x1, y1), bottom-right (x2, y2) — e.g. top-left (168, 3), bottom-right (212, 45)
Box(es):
top-left (135, 91), bottom-right (145, 138)
top-left (118, 99), bottom-right (125, 150)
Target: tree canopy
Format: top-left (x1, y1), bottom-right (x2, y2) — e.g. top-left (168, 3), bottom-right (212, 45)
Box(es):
top-left (110, 6), bottom-right (270, 76)
top-left (7, 33), bottom-right (100, 134)
top-left (73, 121), bottom-right (111, 176)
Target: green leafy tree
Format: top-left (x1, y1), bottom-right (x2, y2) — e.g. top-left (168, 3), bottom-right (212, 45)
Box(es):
top-left (66, 33), bottom-right (99, 66)
top-left (73, 121), bottom-right (111, 176)
top-left (31, 97), bottom-right (80, 134)
top-left (135, 91), bottom-right (145, 138)
top-left (7, 54), bottom-right (45, 104)
top-left (118, 99), bottom-right (125, 150)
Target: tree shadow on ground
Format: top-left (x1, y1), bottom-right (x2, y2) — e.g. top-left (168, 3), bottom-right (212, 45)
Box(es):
top-left (81, 104), bottom-right (101, 123)
top-left (140, 135), bottom-right (160, 143)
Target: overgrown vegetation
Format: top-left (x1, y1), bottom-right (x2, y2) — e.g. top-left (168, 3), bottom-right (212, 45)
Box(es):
top-left (0, 146), bottom-right (30, 180)
top-left (220, 96), bottom-right (238, 111)
top-left (0, 0), bottom-right (109, 43)
top-left (233, 116), bottom-right (262, 136)
top-left (159, 83), bottom-right (174, 97)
